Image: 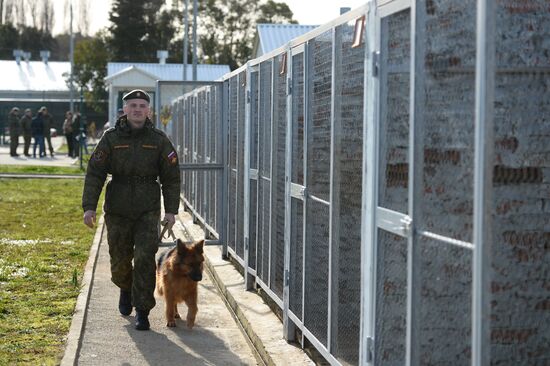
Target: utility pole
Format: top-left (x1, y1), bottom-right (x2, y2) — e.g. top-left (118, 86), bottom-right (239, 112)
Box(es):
top-left (183, 0), bottom-right (189, 82)
top-left (192, 0), bottom-right (197, 81)
top-left (69, 1), bottom-right (75, 113)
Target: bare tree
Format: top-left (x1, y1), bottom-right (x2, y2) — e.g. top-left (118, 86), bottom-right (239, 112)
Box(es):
top-left (1, 0), bottom-right (15, 25)
top-left (0, 0), bottom-right (4, 24)
top-left (27, 0), bottom-right (39, 28)
top-left (78, 0), bottom-right (90, 35)
top-left (40, 0), bottom-right (54, 33)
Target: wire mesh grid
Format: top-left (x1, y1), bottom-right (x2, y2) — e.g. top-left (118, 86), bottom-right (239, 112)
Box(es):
top-left (420, 0), bottom-right (476, 244)
top-left (375, 8), bottom-right (411, 365)
top-left (164, 3), bottom-right (550, 364)
top-left (270, 55), bottom-right (287, 300)
top-left (329, 23), bottom-right (365, 366)
top-left (257, 61), bottom-right (273, 284)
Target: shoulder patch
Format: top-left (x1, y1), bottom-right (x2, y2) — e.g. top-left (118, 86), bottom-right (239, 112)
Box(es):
top-left (92, 149), bottom-right (108, 163)
top-left (167, 150), bottom-right (178, 165)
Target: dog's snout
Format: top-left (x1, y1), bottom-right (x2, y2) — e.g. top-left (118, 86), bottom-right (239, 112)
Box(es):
top-left (191, 272), bottom-right (202, 281)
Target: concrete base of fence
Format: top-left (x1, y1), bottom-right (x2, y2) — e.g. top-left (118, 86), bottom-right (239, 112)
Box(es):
top-left (203, 244), bottom-right (315, 366)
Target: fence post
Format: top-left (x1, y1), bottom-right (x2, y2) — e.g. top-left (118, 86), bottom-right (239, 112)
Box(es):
top-left (472, 0), bottom-right (494, 364)
top-left (360, 3), bottom-right (378, 364)
top-left (221, 81), bottom-right (230, 259)
top-left (283, 45), bottom-right (296, 342)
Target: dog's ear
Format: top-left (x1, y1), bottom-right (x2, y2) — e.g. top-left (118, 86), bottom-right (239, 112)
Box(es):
top-left (176, 239), bottom-right (187, 254)
top-left (195, 239), bottom-right (205, 254)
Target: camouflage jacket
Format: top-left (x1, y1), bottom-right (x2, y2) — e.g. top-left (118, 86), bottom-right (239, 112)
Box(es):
top-left (82, 116), bottom-right (181, 218)
top-left (8, 113), bottom-right (20, 136)
top-left (20, 115), bottom-right (32, 136)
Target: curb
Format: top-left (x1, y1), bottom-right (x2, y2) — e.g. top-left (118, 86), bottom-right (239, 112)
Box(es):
top-left (0, 173), bottom-right (84, 179)
top-left (60, 215), bottom-right (105, 366)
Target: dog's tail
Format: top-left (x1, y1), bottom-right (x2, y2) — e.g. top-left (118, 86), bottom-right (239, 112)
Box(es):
top-left (155, 271), bottom-right (164, 296)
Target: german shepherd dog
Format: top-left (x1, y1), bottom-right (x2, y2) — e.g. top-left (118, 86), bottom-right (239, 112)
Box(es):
top-left (155, 239), bottom-right (205, 328)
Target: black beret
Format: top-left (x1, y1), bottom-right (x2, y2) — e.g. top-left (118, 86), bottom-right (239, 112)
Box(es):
top-left (122, 89), bottom-right (150, 103)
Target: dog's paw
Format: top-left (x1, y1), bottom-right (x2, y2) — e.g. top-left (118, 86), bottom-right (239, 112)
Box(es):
top-left (174, 313), bottom-right (181, 319)
top-left (167, 320), bottom-right (177, 327)
top-left (186, 318), bottom-right (195, 329)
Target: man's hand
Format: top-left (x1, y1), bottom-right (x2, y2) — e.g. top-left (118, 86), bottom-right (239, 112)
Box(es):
top-left (162, 213), bottom-right (176, 226)
top-left (83, 210), bottom-right (96, 228)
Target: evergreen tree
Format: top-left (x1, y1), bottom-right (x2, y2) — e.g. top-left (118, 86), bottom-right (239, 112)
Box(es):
top-left (108, 0), bottom-right (175, 62)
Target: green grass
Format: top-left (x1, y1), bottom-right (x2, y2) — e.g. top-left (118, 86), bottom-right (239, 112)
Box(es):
top-left (0, 178), bottom-right (104, 365)
top-left (0, 165), bottom-right (84, 175)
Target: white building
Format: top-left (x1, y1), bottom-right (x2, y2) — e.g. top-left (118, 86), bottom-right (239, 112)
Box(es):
top-left (104, 62), bottom-right (230, 125)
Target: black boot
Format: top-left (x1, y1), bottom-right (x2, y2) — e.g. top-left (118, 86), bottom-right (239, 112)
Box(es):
top-left (135, 309), bottom-right (150, 330)
top-left (118, 289), bottom-right (132, 316)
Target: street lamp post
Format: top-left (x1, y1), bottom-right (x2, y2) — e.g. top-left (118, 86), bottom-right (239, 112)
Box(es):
top-left (79, 87), bottom-right (86, 170)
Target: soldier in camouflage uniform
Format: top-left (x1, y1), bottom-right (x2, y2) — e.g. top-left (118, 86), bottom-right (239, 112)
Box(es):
top-left (20, 108), bottom-right (33, 157)
top-left (82, 89), bottom-right (181, 330)
top-left (8, 107), bottom-right (20, 157)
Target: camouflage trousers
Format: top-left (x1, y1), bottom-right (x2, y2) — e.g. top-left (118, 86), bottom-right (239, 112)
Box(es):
top-left (105, 210), bottom-right (160, 312)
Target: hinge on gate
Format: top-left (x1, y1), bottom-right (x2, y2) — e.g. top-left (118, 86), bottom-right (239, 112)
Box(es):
top-left (366, 336), bottom-right (374, 363)
top-left (284, 269), bottom-right (290, 287)
top-left (372, 51), bottom-right (380, 77)
top-left (245, 237), bottom-right (249, 251)
top-left (287, 81), bottom-right (292, 95)
top-left (246, 90), bottom-right (251, 104)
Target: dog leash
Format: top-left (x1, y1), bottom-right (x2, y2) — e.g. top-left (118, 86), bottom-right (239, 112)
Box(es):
top-left (159, 220), bottom-right (176, 241)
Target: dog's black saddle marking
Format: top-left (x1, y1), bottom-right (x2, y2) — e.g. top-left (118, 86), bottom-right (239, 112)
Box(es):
top-left (157, 247), bottom-right (176, 268)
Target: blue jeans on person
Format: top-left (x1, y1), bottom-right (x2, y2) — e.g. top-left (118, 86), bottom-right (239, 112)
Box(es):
top-left (33, 135), bottom-right (45, 157)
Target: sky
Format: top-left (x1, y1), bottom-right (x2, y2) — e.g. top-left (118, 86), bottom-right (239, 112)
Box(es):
top-left (52, 0), bottom-right (369, 36)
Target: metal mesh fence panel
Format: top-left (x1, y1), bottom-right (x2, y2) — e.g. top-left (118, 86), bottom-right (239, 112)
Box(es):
top-left (289, 196), bottom-right (304, 319)
top-left (375, 230), bottom-right (407, 365)
top-left (307, 31), bottom-right (333, 202)
top-left (419, 0), bottom-right (476, 243)
top-left (416, 1), bottom-right (476, 363)
top-left (329, 23), bottom-right (364, 366)
top-left (257, 61), bottom-right (273, 284)
top-left (419, 238), bottom-right (472, 365)
top-left (375, 8), bottom-right (410, 366)
top-left (378, 9), bottom-right (410, 214)
top-left (305, 199), bottom-right (330, 346)
top-left (270, 55), bottom-right (287, 299)
top-left (292, 53), bottom-right (304, 185)
top-left (490, 2), bottom-right (550, 364)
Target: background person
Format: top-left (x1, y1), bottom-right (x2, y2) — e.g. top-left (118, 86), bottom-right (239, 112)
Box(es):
top-left (20, 108), bottom-right (33, 157)
top-left (40, 106), bottom-right (55, 157)
top-left (8, 107), bottom-right (20, 157)
top-left (31, 108), bottom-right (45, 158)
top-left (82, 89), bottom-right (181, 331)
top-left (63, 111), bottom-right (75, 158)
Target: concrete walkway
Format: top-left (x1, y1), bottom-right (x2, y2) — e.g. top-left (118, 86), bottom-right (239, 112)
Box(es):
top-left (0, 136), bottom-right (80, 166)
top-left (63, 212), bottom-right (259, 366)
